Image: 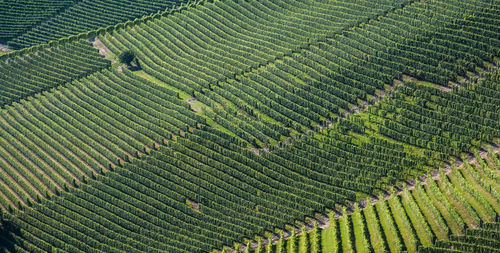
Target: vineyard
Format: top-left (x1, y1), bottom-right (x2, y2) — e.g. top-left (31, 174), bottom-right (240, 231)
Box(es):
top-left (0, 0), bottom-right (77, 42)
top-left (2, 0), bottom-right (191, 49)
top-left (243, 151), bottom-right (500, 252)
top-left (0, 0), bottom-right (499, 252)
top-left (0, 40), bottom-right (110, 107)
top-left (99, 0), bottom-right (499, 147)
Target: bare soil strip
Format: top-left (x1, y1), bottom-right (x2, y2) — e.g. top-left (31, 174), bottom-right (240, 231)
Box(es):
top-left (91, 38), bottom-right (112, 58)
top-left (0, 44), bottom-right (11, 53)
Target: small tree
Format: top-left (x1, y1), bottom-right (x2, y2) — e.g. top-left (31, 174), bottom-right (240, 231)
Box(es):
top-left (118, 50), bottom-right (135, 65)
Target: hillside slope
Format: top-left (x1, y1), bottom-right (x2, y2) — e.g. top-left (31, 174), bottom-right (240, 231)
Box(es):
top-left (5, 0), bottom-right (191, 49)
top-left (0, 0), bottom-right (77, 42)
top-left (239, 150), bottom-right (500, 253)
top-left (0, 67), bottom-right (498, 252)
top-left (0, 0), bottom-right (498, 252)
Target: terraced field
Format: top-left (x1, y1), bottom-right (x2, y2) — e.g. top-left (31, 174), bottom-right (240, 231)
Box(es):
top-left (0, 0), bottom-right (498, 252)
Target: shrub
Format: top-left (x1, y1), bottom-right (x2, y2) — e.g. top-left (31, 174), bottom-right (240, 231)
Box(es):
top-left (118, 50), bottom-right (135, 65)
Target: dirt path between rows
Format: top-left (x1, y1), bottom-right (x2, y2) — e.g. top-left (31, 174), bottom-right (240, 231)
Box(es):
top-left (449, 61), bottom-right (499, 88)
top-left (91, 38), bottom-right (112, 58)
top-left (0, 178), bottom-right (20, 211)
top-left (17, 105), bottom-right (113, 172)
top-left (0, 149), bottom-right (37, 205)
top-left (445, 145), bottom-right (499, 175)
top-left (0, 44), bottom-right (11, 53)
top-left (0, 114), bottom-right (72, 187)
top-left (3, 112), bottom-right (84, 183)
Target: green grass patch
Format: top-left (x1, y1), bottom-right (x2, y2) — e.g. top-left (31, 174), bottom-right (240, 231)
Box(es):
top-left (352, 207), bottom-right (370, 253)
top-left (387, 196), bottom-right (417, 252)
top-left (321, 215), bottom-right (338, 253)
top-left (133, 70), bottom-right (184, 95)
top-left (339, 210), bottom-right (353, 253)
top-left (416, 80), bottom-right (440, 89)
top-left (363, 203), bottom-right (386, 253)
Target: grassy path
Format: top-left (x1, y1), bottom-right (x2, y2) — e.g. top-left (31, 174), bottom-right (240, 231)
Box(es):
top-left (411, 185), bottom-right (448, 240)
top-left (387, 195), bottom-right (417, 252)
top-left (363, 202), bottom-right (386, 253)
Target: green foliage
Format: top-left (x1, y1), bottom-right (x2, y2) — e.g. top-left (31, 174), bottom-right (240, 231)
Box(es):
top-left (6, 0), bottom-right (191, 49)
top-left (0, 0), bottom-right (499, 252)
top-left (309, 222), bottom-right (320, 253)
top-left (0, 40), bottom-right (110, 106)
top-left (352, 204), bottom-right (370, 253)
top-left (297, 227), bottom-right (308, 253)
top-left (118, 50), bottom-right (135, 65)
top-left (265, 236), bottom-right (272, 253)
top-left (286, 230), bottom-right (296, 253)
top-left (363, 201), bottom-right (386, 253)
top-left (339, 208), bottom-right (353, 253)
top-left (251, 152), bottom-right (500, 252)
top-left (322, 212), bottom-right (338, 253)
top-left (276, 231), bottom-right (285, 253)
top-left (0, 0), bottom-right (77, 41)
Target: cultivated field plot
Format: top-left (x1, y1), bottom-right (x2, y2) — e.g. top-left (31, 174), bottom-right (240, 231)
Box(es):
top-left (0, 0), bottom-right (499, 252)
